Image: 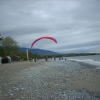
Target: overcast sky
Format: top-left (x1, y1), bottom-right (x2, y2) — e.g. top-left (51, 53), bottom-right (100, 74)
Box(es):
top-left (0, 0), bottom-right (100, 53)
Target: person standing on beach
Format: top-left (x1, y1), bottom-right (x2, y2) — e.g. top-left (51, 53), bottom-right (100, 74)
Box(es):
top-left (45, 56), bottom-right (48, 61)
top-left (44, 56), bottom-right (47, 61)
top-left (54, 57), bottom-right (56, 61)
top-left (45, 57), bottom-right (47, 61)
top-left (34, 58), bottom-right (36, 62)
top-left (59, 57), bottom-right (61, 60)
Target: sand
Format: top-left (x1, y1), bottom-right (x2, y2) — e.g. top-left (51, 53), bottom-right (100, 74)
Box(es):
top-left (0, 59), bottom-right (100, 100)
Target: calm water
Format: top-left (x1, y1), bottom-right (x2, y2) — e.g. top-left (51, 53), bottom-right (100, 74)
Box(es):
top-left (66, 55), bottom-right (100, 69)
top-left (67, 55), bottom-right (100, 61)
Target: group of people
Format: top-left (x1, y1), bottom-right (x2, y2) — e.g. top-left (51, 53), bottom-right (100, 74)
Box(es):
top-left (33, 57), bottom-right (66, 62)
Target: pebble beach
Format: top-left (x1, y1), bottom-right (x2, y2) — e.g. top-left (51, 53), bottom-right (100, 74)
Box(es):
top-left (0, 59), bottom-right (100, 100)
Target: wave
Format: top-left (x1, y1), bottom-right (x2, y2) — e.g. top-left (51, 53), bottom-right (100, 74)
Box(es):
top-left (68, 59), bottom-right (100, 69)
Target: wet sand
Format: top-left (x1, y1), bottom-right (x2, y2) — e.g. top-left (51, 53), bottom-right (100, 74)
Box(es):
top-left (0, 59), bottom-right (100, 100)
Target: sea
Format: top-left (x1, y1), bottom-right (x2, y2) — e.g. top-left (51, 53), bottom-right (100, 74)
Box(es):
top-left (66, 55), bottom-right (100, 69)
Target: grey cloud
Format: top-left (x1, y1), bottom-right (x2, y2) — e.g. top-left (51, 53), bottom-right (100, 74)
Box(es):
top-left (56, 40), bottom-right (100, 49)
top-left (71, 0), bottom-right (100, 19)
top-left (0, 0), bottom-right (100, 53)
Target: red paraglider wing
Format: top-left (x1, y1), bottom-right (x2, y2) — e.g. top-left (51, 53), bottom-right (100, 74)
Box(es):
top-left (31, 36), bottom-right (57, 48)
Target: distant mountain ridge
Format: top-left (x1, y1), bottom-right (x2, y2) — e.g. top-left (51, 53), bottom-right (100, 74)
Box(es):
top-left (20, 47), bottom-right (59, 55)
top-left (0, 46), bottom-right (58, 55)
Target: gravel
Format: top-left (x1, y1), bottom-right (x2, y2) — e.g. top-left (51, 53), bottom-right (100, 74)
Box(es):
top-left (0, 60), bottom-right (100, 100)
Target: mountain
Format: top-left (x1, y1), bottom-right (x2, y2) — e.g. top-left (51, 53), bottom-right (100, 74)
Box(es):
top-left (20, 47), bottom-right (59, 55)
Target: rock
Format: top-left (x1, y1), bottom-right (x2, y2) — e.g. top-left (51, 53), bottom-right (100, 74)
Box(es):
top-left (21, 88), bottom-right (24, 90)
top-left (77, 97), bottom-right (80, 99)
top-left (56, 84), bottom-right (58, 86)
top-left (10, 93), bottom-right (13, 96)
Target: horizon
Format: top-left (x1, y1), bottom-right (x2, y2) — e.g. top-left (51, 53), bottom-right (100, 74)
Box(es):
top-left (20, 47), bottom-right (100, 54)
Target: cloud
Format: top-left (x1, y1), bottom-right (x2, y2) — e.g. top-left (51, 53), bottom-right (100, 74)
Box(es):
top-left (0, 0), bottom-right (100, 53)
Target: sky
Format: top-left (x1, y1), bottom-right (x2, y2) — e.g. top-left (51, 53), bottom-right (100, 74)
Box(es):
top-left (0, 0), bottom-right (100, 53)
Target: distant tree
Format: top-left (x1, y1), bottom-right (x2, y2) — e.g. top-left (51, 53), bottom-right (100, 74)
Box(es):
top-left (0, 34), bottom-right (5, 56)
top-left (1, 36), bottom-right (19, 56)
top-left (0, 34), bottom-right (3, 45)
top-left (0, 48), bottom-right (5, 56)
top-left (17, 51), bottom-right (26, 60)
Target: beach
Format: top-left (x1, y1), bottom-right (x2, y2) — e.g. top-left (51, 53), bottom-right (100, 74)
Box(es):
top-left (0, 59), bottom-right (100, 100)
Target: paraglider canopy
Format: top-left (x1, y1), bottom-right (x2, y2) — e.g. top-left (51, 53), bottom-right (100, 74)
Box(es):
top-left (31, 36), bottom-right (57, 48)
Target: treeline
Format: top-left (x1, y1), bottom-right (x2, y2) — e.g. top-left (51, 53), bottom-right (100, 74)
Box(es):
top-left (0, 35), bottom-right (43, 61)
